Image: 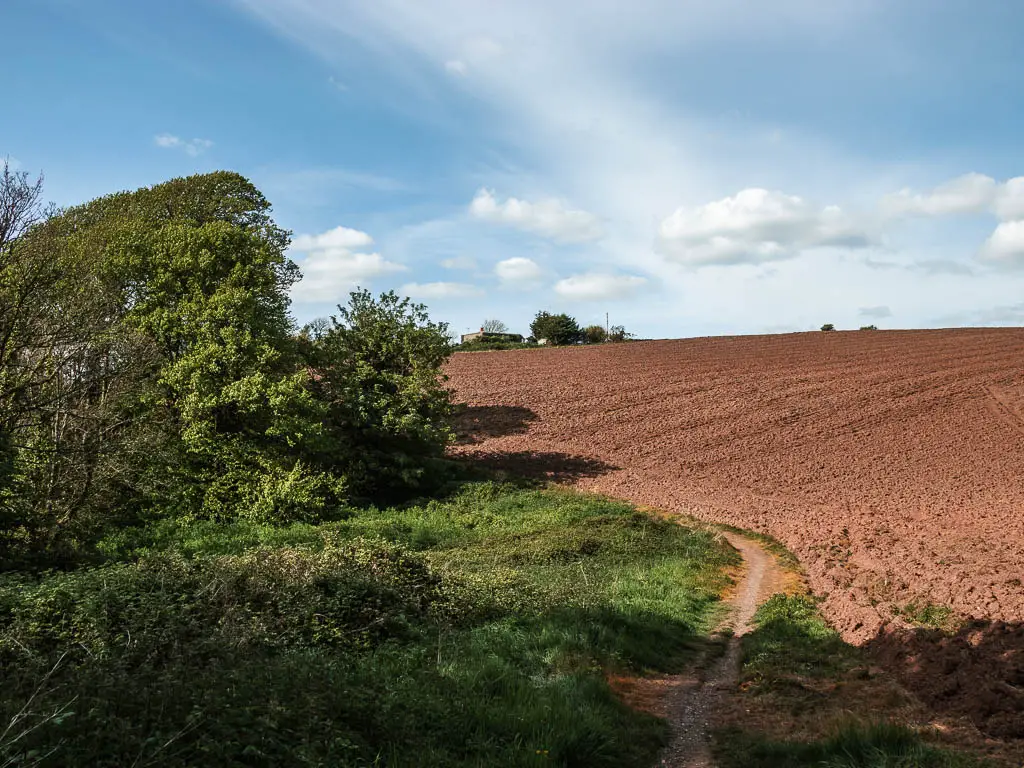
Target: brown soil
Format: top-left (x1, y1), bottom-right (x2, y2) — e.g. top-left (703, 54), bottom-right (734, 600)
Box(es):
top-left (446, 328), bottom-right (1024, 742)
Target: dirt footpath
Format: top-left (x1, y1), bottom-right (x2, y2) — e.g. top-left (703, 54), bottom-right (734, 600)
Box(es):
top-left (446, 329), bottom-right (1024, 642)
top-left (662, 533), bottom-right (787, 767)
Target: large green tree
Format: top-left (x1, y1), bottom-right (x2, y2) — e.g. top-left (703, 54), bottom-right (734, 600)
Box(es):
top-left (530, 311), bottom-right (582, 346)
top-left (1, 170), bottom-right (460, 566)
top-left (0, 172), bottom-right (333, 563)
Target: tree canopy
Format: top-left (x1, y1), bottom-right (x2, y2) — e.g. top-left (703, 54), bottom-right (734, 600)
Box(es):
top-left (530, 312), bottom-right (582, 346)
top-left (0, 169), bottom-right (455, 567)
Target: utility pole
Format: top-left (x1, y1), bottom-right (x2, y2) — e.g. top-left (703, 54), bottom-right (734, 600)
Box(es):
top-left (605, 312), bottom-right (609, 336)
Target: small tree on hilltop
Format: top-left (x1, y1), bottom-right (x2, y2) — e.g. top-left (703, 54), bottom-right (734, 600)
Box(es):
top-left (820, 323), bottom-right (836, 332)
top-left (530, 311), bottom-right (581, 346)
top-left (607, 325), bottom-right (633, 343)
top-left (482, 318), bottom-right (509, 334)
top-left (583, 324), bottom-right (607, 344)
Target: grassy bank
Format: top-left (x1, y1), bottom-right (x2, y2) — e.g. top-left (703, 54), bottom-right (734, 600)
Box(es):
top-left (0, 482), bottom-right (737, 767)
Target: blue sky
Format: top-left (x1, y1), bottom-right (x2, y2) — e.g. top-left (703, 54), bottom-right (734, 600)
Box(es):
top-left (4, 0), bottom-right (1024, 338)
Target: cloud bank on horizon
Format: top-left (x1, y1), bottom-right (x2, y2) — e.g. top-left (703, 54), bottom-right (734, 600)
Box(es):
top-left (5, 0), bottom-right (1024, 337)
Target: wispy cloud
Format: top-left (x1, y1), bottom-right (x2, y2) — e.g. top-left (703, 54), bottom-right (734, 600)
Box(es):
top-left (153, 133), bottom-right (214, 157)
top-left (470, 188), bottom-right (604, 243)
top-left (858, 305), bottom-right (892, 319)
top-left (881, 172), bottom-right (1024, 223)
top-left (233, 0), bottom-right (1024, 335)
top-left (440, 255), bottom-right (477, 270)
top-left (554, 273), bottom-right (647, 301)
top-left (401, 281), bottom-right (484, 299)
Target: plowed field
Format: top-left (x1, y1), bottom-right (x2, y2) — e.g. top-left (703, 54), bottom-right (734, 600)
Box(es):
top-left (446, 329), bottom-right (1024, 643)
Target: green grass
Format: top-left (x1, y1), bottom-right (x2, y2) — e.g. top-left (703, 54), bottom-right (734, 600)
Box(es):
top-left (1, 482), bottom-right (738, 767)
top-left (891, 601), bottom-right (957, 631)
top-left (715, 722), bottom-right (986, 767)
top-left (713, 594), bottom-right (988, 767)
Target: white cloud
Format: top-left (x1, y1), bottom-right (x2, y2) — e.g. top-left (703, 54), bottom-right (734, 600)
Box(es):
top-left (470, 188), bottom-right (604, 242)
top-left (292, 225), bottom-right (374, 251)
top-left (979, 220), bottom-right (1024, 269)
top-left (880, 173), bottom-right (997, 217)
top-left (289, 225), bottom-right (406, 302)
top-left (444, 59), bottom-right (467, 75)
top-left (401, 281), bottom-right (484, 299)
top-left (236, 0), bottom-right (1024, 336)
top-left (859, 305), bottom-right (892, 319)
top-left (153, 133), bottom-right (214, 157)
top-left (880, 173), bottom-right (1024, 223)
top-left (495, 257), bottom-right (544, 285)
top-left (658, 188), bottom-right (873, 266)
top-left (440, 255), bottom-right (477, 270)
top-left (554, 273), bottom-right (647, 301)
top-left (328, 75), bottom-right (348, 91)
top-left (994, 177), bottom-right (1024, 221)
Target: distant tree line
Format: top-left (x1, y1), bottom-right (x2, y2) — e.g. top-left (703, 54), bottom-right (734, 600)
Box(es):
top-left (458, 312), bottom-right (634, 350)
top-left (529, 312), bottom-right (632, 346)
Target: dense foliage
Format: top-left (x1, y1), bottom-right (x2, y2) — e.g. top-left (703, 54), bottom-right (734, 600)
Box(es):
top-left (0, 483), bottom-right (737, 767)
top-left (0, 170), bottom-right (453, 567)
top-left (298, 290), bottom-right (454, 503)
top-left (530, 312), bottom-right (582, 346)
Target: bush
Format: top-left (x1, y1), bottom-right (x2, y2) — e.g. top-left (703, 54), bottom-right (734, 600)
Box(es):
top-left (859, 324), bottom-right (878, 331)
top-left (299, 289), bottom-right (455, 504)
top-left (456, 339), bottom-right (536, 352)
top-left (607, 325), bottom-right (634, 343)
top-left (820, 323), bottom-right (836, 332)
top-left (584, 325), bottom-right (607, 344)
top-left (0, 539), bottom-right (441, 666)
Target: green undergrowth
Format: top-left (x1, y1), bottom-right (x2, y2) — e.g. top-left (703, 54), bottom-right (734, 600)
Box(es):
top-left (891, 601), bottom-right (958, 632)
top-left (714, 722), bottom-right (986, 767)
top-left (0, 482), bottom-right (738, 767)
top-left (454, 341), bottom-right (540, 352)
top-left (713, 594), bottom-right (988, 767)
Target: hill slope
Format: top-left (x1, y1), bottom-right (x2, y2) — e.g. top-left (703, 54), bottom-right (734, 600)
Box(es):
top-left (446, 328), bottom-right (1024, 641)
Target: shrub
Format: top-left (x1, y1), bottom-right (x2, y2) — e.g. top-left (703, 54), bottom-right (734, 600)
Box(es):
top-left (607, 325), bottom-right (634, 343)
top-left (583, 325), bottom-right (607, 344)
top-left (456, 339), bottom-right (535, 352)
top-left (0, 539), bottom-right (441, 666)
top-left (299, 290), bottom-right (455, 503)
top-left (820, 323), bottom-right (836, 332)
top-left (859, 324), bottom-right (878, 331)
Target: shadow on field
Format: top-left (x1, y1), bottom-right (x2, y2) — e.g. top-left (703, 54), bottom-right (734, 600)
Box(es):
top-left (464, 450), bottom-right (616, 482)
top-left (452, 404), bottom-right (539, 445)
top-left (865, 619), bottom-right (1024, 741)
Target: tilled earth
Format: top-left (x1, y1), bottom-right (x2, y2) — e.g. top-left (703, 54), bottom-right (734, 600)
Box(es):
top-left (446, 329), bottom-right (1024, 644)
